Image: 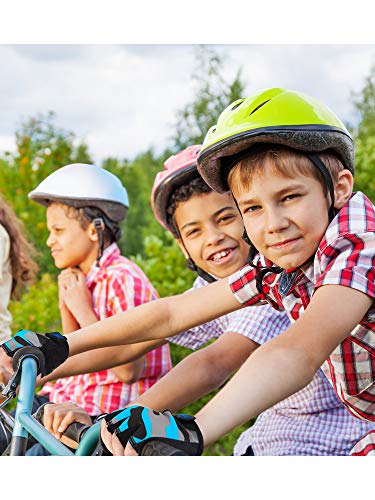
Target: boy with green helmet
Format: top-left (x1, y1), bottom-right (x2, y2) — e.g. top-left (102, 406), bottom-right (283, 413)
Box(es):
top-left (2, 89), bottom-right (375, 456)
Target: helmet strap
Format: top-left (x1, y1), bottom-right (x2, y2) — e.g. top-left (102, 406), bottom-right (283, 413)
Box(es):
top-left (93, 218), bottom-right (105, 267)
top-left (177, 228), bottom-right (217, 284)
top-left (185, 257), bottom-right (217, 284)
top-left (306, 153), bottom-right (336, 222)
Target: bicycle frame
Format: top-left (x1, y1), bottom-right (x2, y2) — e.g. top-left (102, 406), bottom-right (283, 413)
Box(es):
top-left (2, 354), bottom-right (100, 456)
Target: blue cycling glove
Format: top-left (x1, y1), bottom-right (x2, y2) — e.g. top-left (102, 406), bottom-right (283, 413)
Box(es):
top-left (1, 330), bottom-right (69, 376)
top-left (104, 405), bottom-right (204, 456)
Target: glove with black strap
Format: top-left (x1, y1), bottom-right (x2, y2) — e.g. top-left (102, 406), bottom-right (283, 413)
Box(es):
top-left (104, 405), bottom-right (204, 456)
top-left (1, 330), bottom-right (69, 376)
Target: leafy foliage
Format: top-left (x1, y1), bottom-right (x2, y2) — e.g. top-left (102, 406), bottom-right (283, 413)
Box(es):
top-left (5, 47), bottom-right (375, 455)
top-left (351, 66), bottom-right (375, 202)
top-left (0, 112), bottom-right (92, 276)
top-left (9, 273), bottom-right (60, 333)
top-left (171, 45), bottom-right (245, 151)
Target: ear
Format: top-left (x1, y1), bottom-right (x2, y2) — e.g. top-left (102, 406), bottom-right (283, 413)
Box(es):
top-left (333, 170), bottom-right (354, 210)
top-left (176, 238), bottom-right (189, 258)
top-left (88, 220), bottom-right (104, 243)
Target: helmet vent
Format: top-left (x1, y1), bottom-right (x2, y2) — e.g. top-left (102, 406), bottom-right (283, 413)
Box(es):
top-left (231, 100), bottom-right (244, 111)
top-left (249, 99), bottom-right (271, 116)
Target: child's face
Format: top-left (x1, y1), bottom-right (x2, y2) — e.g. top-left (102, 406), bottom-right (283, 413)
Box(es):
top-left (235, 165), bottom-right (330, 270)
top-left (174, 191), bottom-right (249, 279)
top-left (46, 203), bottom-right (99, 273)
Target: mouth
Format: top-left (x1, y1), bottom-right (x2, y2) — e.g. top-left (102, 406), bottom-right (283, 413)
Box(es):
top-left (207, 247), bottom-right (237, 263)
top-left (269, 238), bottom-right (301, 250)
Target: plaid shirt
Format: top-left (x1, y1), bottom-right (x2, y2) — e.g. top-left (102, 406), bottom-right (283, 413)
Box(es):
top-left (41, 243), bottom-right (172, 415)
top-left (173, 276), bottom-right (374, 455)
top-left (229, 191), bottom-right (375, 454)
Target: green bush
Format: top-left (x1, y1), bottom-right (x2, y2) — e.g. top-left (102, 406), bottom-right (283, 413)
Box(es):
top-left (9, 273), bottom-right (60, 333)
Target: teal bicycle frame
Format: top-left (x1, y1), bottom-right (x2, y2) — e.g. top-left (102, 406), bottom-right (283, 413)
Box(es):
top-left (2, 354), bottom-right (100, 456)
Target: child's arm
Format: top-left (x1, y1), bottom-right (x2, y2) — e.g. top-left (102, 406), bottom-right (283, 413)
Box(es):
top-left (132, 332), bottom-right (256, 412)
top-left (66, 278), bottom-right (241, 356)
top-left (195, 284), bottom-right (373, 446)
top-left (39, 340), bottom-right (166, 383)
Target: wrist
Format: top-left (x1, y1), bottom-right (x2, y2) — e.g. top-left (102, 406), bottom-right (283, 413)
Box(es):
top-left (73, 308), bottom-right (98, 327)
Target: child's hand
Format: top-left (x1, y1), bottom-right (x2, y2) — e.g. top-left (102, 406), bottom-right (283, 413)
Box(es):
top-left (100, 419), bottom-right (137, 455)
top-left (42, 402), bottom-right (92, 444)
top-left (103, 405), bottom-right (204, 456)
top-left (0, 348), bottom-right (13, 374)
top-left (58, 268), bottom-right (96, 326)
top-left (1, 330), bottom-right (69, 376)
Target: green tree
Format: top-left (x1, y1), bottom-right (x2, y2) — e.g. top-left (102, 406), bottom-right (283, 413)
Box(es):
top-left (351, 66), bottom-right (375, 202)
top-left (103, 150), bottom-right (168, 257)
top-left (0, 112), bottom-right (92, 275)
top-left (172, 45), bottom-right (245, 150)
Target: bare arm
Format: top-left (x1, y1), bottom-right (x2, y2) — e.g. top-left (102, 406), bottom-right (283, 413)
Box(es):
top-left (58, 267), bottom-right (150, 384)
top-left (66, 278), bottom-right (241, 356)
top-left (39, 339), bottom-right (166, 383)
top-left (133, 332), bottom-right (258, 412)
top-left (195, 285), bottom-right (373, 446)
top-left (59, 302), bottom-right (81, 334)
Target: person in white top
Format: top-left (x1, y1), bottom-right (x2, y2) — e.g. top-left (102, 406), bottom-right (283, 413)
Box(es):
top-left (0, 195), bottom-right (38, 370)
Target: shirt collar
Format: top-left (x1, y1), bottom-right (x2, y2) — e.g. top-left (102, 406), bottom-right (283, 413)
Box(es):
top-left (85, 242), bottom-right (120, 287)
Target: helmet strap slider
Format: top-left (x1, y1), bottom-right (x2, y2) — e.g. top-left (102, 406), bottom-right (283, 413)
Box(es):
top-left (93, 218), bottom-right (105, 267)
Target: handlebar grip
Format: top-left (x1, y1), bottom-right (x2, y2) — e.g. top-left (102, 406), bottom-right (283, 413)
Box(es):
top-left (12, 346), bottom-right (45, 375)
top-left (141, 441), bottom-right (187, 456)
top-left (63, 422), bottom-right (90, 443)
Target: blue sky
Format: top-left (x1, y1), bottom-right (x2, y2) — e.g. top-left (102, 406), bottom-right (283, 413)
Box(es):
top-left (1, 44), bottom-right (375, 164)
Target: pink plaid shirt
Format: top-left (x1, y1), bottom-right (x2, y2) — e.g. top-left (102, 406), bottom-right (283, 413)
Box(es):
top-left (229, 192), bottom-right (375, 455)
top-left (41, 243), bottom-right (172, 415)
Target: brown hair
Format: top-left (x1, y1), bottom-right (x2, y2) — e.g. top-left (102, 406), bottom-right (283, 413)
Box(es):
top-left (0, 195), bottom-right (38, 299)
top-left (228, 145), bottom-right (344, 199)
top-left (60, 203), bottom-right (114, 246)
top-left (166, 176), bottom-right (212, 238)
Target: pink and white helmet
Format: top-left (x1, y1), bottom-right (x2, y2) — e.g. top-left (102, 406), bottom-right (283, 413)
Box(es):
top-left (151, 145), bottom-right (202, 231)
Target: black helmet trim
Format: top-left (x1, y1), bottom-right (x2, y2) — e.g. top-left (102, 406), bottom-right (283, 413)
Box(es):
top-left (198, 124), bottom-right (354, 193)
top-left (34, 194), bottom-right (128, 222)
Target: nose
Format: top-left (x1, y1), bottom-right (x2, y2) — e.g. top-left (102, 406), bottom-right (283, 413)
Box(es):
top-left (206, 224), bottom-right (225, 246)
top-left (265, 207), bottom-right (289, 233)
top-left (46, 233), bottom-right (54, 247)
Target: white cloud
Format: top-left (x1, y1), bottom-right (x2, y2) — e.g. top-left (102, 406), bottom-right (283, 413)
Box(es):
top-left (0, 44), bottom-right (375, 163)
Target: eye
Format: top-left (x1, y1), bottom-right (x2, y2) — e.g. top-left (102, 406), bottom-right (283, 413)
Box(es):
top-left (185, 228), bottom-right (199, 238)
top-left (218, 213), bottom-right (236, 223)
top-left (243, 205), bottom-right (261, 214)
top-left (282, 193), bottom-right (300, 202)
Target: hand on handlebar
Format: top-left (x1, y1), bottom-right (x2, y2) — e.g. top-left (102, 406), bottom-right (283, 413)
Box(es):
top-left (41, 402), bottom-right (92, 443)
top-left (100, 419), bottom-right (136, 455)
top-left (1, 330), bottom-right (69, 376)
top-left (103, 405), bottom-right (204, 456)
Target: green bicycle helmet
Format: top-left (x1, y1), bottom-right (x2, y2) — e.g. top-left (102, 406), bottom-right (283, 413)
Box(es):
top-left (197, 87), bottom-right (354, 194)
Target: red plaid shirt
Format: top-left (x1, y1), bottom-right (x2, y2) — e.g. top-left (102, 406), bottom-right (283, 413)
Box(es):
top-left (229, 192), bottom-right (375, 454)
top-left (41, 243), bottom-right (172, 415)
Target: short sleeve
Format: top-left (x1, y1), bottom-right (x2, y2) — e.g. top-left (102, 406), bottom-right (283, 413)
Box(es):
top-left (315, 231), bottom-right (375, 299)
top-left (106, 269), bottom-right (158, 317)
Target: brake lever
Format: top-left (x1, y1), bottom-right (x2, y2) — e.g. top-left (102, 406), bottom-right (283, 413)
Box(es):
top-left (0, 366), bottom-right (22, 407)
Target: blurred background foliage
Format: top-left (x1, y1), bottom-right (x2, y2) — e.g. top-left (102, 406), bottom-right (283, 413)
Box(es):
top-left (2, 46), bottom-right (375, 455)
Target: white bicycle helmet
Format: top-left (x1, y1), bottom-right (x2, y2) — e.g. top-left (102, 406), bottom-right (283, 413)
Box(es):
top-left (29, 163), bottom-right (129, 221)
top-left (29, 163), bottom-right (130, 265)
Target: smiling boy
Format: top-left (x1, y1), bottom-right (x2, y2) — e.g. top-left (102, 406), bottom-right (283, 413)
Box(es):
top-left (3, 89), bottom-right (375, 455)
